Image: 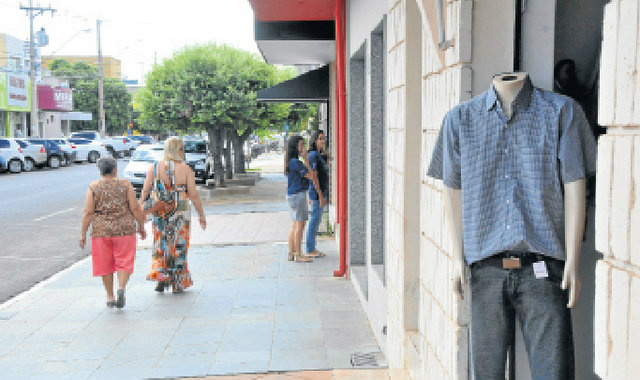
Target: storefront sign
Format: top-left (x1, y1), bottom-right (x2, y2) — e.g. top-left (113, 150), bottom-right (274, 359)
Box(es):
top-left (38, 85), bottom-right (73, 111)
top-left (7, 74), bottom-right (29, 109)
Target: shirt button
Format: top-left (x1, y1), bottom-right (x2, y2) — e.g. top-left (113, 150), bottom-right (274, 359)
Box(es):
top-left (504, 149), bottom-right (509, 153)
top-left (505, 175), bottom-right (510, 179)
top-left (506, 225), bottom-right (511, 230)
top-left (506, 200), bottom-right (510, 204)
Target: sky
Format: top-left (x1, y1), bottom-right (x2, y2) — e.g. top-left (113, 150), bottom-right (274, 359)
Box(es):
top-left (0, 0), bottom-right (260, 83)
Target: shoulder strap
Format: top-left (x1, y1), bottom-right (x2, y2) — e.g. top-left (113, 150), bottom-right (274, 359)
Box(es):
top-left (169, 160), bottom-right (175, 187)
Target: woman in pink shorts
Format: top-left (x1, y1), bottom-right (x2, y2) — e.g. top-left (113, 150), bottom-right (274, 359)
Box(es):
top-left (80, 157), bottom-right (147, 308)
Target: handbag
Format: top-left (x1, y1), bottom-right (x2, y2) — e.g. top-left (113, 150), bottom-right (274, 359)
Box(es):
top-left (144, 162), bottom-right (176, 217)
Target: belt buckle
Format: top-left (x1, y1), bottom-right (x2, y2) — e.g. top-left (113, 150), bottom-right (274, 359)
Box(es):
top-left (502, 257), bottom-right (521, 269)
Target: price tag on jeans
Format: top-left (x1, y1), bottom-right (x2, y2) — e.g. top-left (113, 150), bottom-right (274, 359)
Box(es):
top-left (533, 261), bottom-right (549, 279)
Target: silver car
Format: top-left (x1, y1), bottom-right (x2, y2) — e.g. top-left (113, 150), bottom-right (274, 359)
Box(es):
top-left (67, 138), bottom-right (110, 163)
top-left (122, 144), bottom-right (164, 195)
top-left (0, 138), bottom-right (25, 173)
top-left (14, 139), bottom-right (47, 171)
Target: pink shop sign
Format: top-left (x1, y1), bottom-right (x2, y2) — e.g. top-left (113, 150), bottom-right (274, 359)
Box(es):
top-left (38, 85), bottom-right (73, 111)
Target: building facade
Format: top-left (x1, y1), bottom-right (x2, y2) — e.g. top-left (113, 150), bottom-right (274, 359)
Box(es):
top-left (41, 55), bottom-right (122, 79)
top-left (248, 0), bottom-right (638, 379)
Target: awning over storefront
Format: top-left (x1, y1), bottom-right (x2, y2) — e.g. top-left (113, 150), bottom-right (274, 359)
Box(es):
top-left (60, 112), bottom-right (92, 121)
top-left (257, 65), bottom-right (329, 103)
top-left (248, 0), bottom-right (335, 65)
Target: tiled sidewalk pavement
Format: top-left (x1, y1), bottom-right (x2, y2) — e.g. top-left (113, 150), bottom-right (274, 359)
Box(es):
top-left (185, 368), bottom-right (390, 379)
top-left (0, 240), bottom-right (383, 380)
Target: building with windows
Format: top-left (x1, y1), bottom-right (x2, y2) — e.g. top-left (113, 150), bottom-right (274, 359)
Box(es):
top-left (41, 55), bottom-right (122, 79)
top-left (248, 1), bottom-right (638, 379)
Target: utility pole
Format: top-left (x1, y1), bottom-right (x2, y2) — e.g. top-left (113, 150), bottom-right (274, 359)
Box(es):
top-left (97, 19), bottom-right (105, 138)
top-left (20, 1), bottom-right (55, 137)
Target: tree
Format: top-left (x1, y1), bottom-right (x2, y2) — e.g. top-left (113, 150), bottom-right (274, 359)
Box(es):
top-left (48, 59), bottom-right (132, 134)
top-left (138, 43), bottom-right (296, 182)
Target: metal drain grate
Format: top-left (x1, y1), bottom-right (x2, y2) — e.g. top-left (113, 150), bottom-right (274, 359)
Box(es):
top-left (350, 351), bottom-right (382, 367)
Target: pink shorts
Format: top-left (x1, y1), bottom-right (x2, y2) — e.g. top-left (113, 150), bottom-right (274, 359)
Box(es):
top-left (91, 235), bottom-right (136, 276)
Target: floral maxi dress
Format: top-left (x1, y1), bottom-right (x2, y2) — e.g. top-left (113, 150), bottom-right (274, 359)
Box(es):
top-left (146, 161), bottom-right (193, 292)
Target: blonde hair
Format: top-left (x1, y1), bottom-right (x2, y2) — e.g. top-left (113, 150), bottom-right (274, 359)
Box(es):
top-left (164, 137), bottom-right (184, 162)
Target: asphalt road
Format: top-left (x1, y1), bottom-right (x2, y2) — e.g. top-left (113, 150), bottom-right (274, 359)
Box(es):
top-left (0, 159), bottom-right (128, 303)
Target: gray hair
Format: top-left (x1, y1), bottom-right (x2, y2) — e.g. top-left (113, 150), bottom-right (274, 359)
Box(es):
top-left (97, 157), bottom-right (117, 176)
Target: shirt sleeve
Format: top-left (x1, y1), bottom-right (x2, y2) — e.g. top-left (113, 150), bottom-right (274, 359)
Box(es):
top-left (426, 110), bottom-right (462, 189)
top-left (558, 99), bottom-right (598, 183)
top-left (309, 151), bottom-right (319, 171)
top-left (295, 159), bottom-right (309, 178)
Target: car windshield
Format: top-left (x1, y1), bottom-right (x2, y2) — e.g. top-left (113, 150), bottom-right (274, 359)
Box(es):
top-left (184, 141), bottom-right (206, 154)
top-left (132, 148), bottom-right (164, 162)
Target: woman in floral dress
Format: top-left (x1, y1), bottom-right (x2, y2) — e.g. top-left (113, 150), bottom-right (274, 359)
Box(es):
top-left (140, 137), bottom-right (207, 293)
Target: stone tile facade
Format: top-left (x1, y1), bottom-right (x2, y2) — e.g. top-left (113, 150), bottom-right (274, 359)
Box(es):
top-left (385, 1), bottom-right (471, 379)
top-left (594, 1), bottom-right (640, 380)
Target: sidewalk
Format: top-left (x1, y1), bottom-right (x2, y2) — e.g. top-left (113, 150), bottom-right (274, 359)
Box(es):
top-left (0, 159), bottom-right (388, 380)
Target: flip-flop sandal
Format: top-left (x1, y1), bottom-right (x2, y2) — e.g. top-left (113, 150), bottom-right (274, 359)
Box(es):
top-left (307, 251), bottom-right (326, 258)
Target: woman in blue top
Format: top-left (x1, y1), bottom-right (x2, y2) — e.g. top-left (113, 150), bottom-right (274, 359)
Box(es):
top-left (285, 135), bottom-right (316, 262)
top-left (306, 130), bottom-right (330, 258)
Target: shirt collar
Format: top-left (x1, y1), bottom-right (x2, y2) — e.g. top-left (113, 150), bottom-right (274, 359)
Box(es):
top-left (485, 75), bottom-right (534, 112)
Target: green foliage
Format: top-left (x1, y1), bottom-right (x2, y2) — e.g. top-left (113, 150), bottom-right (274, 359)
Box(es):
top-left (49, 59), bottom-right (132, 134)
top-left (137, 43), bottom-right (297, 137)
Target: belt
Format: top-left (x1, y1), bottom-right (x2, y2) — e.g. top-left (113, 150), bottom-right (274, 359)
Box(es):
top-left (474, 251), bottom-right (557, 269)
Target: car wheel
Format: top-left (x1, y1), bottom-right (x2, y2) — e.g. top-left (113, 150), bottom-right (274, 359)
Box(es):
top-left (23, 158), bottom-right (34, 172)
top-left (49, 156), bottom-right (61, 169)
top-left (9, 159), bottom-right (22, 173)
top-left (88, 151), bottom-right (99, 163)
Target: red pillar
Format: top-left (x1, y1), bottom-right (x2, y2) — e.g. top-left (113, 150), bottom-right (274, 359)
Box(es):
top-left (333, 0), bottom-right (348, 278)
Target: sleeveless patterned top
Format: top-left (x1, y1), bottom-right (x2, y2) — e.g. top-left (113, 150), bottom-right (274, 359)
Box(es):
top-left (89, 178), bottom-right (136, 238)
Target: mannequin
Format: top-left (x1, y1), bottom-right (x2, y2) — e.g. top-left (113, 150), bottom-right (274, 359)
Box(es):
top-left (428, 72), bottom-right (597, 380)
top-left (447, 72), bottom-right (585, 307)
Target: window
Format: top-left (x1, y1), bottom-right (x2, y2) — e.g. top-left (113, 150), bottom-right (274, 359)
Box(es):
top-left (0, 140), bottom-right (9, 148)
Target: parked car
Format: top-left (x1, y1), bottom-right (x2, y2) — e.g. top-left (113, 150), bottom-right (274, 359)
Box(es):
top-left (113, 136), bottom-right (139, 156)
top-left (14, 139), bottom-right (47, 171)
top-left (26, 138), bottom-right (65, 169)
top-left (122, 144), bottom-right (165, 195)
top-left (0, 138), bottom-right (25, 173)
top-left (48, 138), bottom-right (77, 166)
top-left (67, 138), bottom-right (110, 163)
top-left (130, 135), bottom-right (156, 145)
top-left (184, 139), bottom-right (210, 183)
top-left (68, 131), bottom-right (128, 158)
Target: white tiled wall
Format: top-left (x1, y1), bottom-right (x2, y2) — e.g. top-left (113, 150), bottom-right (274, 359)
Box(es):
top-left (595, 1), bottom-right (640, 380)
top-left (385, 0), bottom-right (472, 379)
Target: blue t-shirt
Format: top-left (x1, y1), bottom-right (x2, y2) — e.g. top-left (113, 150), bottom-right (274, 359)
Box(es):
top-left (308, 150), bottom-right (328, 200)
top-left (287, 158), bottom-right (309, 195)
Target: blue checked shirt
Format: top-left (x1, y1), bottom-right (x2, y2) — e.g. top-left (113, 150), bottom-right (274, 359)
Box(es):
top-left (427, 77), bottom-right (597, 264)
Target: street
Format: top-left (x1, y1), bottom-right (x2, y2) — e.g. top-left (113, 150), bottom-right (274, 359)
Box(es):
top-left (0, 160), bottom-right (128, 303)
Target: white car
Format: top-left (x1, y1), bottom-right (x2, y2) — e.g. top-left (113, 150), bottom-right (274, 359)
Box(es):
top-left (14, 139), bottom-right (47, 171)
top-left (67, 138), bottom-right (110, 163)
top-left (123, 144), bottom-right (164, 195)
top-left (0, 138), bottom-right (25, 173)
top-left (68, 131), bottom-right (128, 158)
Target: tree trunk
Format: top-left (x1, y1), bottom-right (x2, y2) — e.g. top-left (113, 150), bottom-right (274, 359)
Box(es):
top-left (222, 128), bottom-right (233, 180)
top-left (232, 126), bottom-right (253, 175)
top-left (207, 125), bottom-right (224, 187)
top-left (232, 134), bottom-right (245, 174)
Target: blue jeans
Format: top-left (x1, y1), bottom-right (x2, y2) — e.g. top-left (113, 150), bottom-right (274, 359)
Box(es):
top-left (305, 199), bottom-right (323, 253)
top-left (470, 252), bottom-right (574, 380)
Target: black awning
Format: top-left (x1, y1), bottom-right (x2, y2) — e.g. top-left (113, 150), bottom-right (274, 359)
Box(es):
top-left (257, 65), bottom-right (329, 103)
